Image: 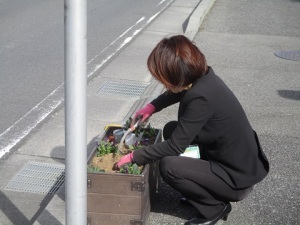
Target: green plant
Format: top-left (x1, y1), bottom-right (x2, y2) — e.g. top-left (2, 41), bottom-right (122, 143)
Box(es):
top-left (129, 141), bottom-right (143, 150)
top-left (87, 165), bottom-right (105, 173)
top-left (123, 117), bottom-right (143, 137)
top-left (96, 141), bottom-right (118, 157)
top-left (123, 117), bottom-right (132, 130)
top-left (142, 123), bottom-right (157, 138)
top-left (119, 163), bottom-right (142, 175)
top-left (91, 124), bottom-right (158, 175)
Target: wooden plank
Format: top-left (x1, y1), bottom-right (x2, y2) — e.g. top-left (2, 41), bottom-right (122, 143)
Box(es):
top-left (87, 197), bottom-right (151, 225)
top-left (86, 126), bottom-right (162, 224)
top-left (87, 164), bottom-right (150, 196)
top-left (87, 186), bottom-right (149, 215)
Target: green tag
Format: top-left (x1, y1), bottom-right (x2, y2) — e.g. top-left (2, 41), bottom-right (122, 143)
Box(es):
top-left (180, 145), bottom-right (200, 159)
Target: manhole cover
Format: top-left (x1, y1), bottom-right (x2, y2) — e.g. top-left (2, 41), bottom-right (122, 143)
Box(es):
top-left (274, 50), bottom-right (300, 61)
top-left (97, 81), bottom-right (148, 98)
top-left (3, 161), bottom-right (65, 195)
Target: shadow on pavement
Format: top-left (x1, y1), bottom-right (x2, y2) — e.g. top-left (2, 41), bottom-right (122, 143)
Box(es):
top-left (0, 190), bottom-right (61, 225)
top-left (0, 191), bottom-right (28, 225)
top-left (277, 90), bottom-right (300, 101)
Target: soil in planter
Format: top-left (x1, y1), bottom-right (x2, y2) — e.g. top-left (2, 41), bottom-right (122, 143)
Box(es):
top-left (89, 142), bottom-right (134, 173)
top-left (90, 153), bottom-right (123, 173)
top-left (88, 125), bottom-right (158, 174)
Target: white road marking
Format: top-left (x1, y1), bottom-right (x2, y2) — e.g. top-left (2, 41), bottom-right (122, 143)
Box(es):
top-left (0, 0), bottom-right (174, 158)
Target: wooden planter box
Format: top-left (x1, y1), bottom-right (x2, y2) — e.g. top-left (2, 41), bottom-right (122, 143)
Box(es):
top-left (87, 125), bottom-right (162, 225)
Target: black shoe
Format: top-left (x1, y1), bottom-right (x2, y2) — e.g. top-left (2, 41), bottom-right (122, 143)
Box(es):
top-left (184, 203), bottom-right (232, 225)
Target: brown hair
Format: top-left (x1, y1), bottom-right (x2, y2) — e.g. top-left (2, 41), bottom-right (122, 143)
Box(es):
top-left (147, 35), bottom-right (208, 90)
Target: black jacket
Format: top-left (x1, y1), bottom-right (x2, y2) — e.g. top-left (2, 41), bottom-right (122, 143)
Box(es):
top-left (133, 67), bottom-right (269, 188)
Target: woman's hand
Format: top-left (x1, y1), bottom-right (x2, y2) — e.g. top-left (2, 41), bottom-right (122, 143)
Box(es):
top-left (116, 153), bottom-right (134, 169)
top-left (131, 103), bottom-right (155, 127)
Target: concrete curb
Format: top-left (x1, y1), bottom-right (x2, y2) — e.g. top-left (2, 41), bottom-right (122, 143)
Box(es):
top-left (184, 0), bottom-right (216, 40)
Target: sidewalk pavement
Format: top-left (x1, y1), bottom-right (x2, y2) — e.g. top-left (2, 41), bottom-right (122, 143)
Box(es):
top-left (1, 0), bottom-right (299, 224)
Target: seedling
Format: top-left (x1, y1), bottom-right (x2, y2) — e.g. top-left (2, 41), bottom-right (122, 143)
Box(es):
top-left (123, 117), bottom-right (143, 137)
top-left (96, 141), bottom-right (118, 157)
top-left (89, 122), bottom-right (158, 175)
top-left (142, 123), bottom-right (157, 138)
top-left (119, 163), bottom-right (142, 175)
top-left (87, 165), bottom-right (105, 173)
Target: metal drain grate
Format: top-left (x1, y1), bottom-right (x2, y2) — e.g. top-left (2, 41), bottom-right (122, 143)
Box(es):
top-left (97, 81), bottom-right (148, 97)
top-left (274, 50), bottom-right (300, 61)
top-left (3, 161), bottom-right (65, 195)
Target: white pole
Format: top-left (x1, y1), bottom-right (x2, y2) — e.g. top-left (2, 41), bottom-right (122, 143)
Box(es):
top-left (64, 0), bottom-right (87, 224)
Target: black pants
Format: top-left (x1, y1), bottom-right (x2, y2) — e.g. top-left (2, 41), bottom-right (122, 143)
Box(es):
top-left (160, 121), bottom-right (253, 219)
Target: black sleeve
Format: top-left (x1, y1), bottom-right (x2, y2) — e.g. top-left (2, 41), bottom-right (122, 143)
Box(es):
top-left (150, 91), bottom-right (182, 112)
top-left (133, 97), bottom-right (214, 165)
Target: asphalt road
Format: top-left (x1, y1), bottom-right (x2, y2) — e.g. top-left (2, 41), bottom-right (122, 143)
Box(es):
top-left (0, 0), bottom-right (174, 158)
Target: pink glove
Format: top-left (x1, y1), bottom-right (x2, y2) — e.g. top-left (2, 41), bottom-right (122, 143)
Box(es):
top-left (132, 103), bottom-right (155, 125)
top-left (116, 153), bottom-right (134, 169)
